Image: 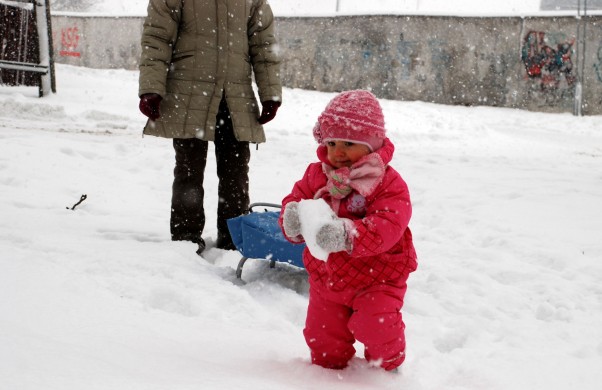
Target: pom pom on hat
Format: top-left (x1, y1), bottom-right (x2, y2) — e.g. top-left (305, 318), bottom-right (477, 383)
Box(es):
top-left (313, 90), bottom-right (386, 151)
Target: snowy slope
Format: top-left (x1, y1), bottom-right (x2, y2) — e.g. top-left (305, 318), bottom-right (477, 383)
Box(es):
top-left (1, 65), bottom-right (601, 389)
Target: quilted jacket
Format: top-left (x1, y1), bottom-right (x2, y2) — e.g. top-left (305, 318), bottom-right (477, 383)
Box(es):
top-left (138, 0), bottom-right (282, 141)
top-left (280, 138), bottom-right (418, 292)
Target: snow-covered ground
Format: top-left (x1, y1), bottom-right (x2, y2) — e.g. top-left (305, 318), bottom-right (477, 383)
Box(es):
top-left (1, 64), bottom-right (601, 389)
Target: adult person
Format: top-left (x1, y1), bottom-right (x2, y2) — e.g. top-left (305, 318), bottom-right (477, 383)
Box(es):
top-left (138, 0), bottom-right (282, 254)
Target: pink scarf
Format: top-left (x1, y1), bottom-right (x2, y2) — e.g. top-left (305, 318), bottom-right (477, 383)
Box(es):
top-left (316, 153), bottom-right (386, 212)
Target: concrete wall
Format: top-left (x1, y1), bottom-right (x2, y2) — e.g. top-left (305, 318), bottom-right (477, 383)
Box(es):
top-left (51, 15), bottom-right (143, 70)
top-left (49, 14), bottom-right (602, 115)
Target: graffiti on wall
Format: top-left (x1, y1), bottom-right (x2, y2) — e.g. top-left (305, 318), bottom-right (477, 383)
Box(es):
top-left (594, 45), bottom-right (602, 83)
top-left (53, 26), bottom-right (81, 58)
top-left (313, 34), bottom-right (391, 93)
top-left (521, 30), bottom-right (576, 91)
top-left (396, 33), bottom-right (419, 81)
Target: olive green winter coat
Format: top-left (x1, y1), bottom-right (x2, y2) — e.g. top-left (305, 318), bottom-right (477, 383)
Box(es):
top-left (138, 0), bottom-right (282, 142)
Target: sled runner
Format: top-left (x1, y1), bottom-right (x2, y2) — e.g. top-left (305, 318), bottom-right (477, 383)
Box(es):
top-left (226, 203), bottom-right (306, 279)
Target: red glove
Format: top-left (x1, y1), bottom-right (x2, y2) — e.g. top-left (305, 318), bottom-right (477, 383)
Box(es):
top-left (139, 93), bottom-right (162, 121)
top-left (257, 100), bottom-right (281, 124)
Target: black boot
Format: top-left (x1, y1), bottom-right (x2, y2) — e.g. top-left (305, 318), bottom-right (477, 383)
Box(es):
top-left (215, 232), bottom-right (236, 250)
top-left (195, 237), bottom-right (206, 255)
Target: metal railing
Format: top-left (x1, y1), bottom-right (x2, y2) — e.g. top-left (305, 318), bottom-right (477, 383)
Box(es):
top-left (0, 0), bottom-right (55, 95)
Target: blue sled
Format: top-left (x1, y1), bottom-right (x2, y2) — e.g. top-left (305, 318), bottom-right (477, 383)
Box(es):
top-left (227, 203), bottom-right (306, 279)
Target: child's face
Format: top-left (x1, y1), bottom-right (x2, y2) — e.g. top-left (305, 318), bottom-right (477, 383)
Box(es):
top-left (325, 140), bottom-right (371, 168)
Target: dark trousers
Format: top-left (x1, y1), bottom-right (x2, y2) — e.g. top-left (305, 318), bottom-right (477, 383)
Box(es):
top-left (170, 98), bottom-right (250, 246)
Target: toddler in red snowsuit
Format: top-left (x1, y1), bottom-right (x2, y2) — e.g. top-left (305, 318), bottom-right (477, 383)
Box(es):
top-left (279, 90), bottom-right (417, 372)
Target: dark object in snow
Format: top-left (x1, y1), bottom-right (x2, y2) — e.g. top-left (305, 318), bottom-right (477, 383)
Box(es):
top-left (66, 194), bottom-right (87, 210)
top-left (227, 203), bottom-right (305, 279)
top-left (195, 237), bottom-right (206, 256)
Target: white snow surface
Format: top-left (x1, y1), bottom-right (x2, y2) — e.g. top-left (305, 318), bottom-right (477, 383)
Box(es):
top-left (1, 64), bottom-right (602, 389)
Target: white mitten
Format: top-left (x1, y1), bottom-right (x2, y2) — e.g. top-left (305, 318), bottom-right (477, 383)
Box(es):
top-left (316, 218), bottom-right (349, 253)
top-left (282, 201), bottom-right (301, 239)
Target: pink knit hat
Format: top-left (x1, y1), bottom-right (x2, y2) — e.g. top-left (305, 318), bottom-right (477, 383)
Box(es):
top-left (313, 90), bottom-right (386, 151)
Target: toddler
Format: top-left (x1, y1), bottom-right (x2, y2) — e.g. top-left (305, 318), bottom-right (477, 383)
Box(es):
top-left (279, 90), bottom-right (417, 372)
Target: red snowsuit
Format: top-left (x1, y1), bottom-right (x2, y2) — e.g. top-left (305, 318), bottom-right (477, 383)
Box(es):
top-left (279, 138), bottom-right (417, 371)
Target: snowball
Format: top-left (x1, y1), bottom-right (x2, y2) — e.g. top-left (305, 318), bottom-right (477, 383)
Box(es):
top-left (298, 198), bottom-right (337, 261)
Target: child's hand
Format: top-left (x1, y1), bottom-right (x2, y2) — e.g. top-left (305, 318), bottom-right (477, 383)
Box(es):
top-left (316, 219), bottom-right (349, 253)
top-left (283, 201), bottom-right (302, 239)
